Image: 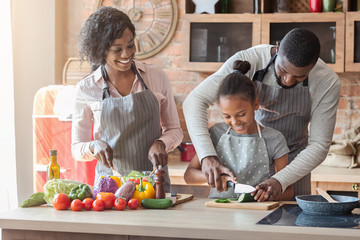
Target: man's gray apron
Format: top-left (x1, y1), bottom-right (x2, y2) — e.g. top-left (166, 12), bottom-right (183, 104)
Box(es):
top-left (209, 122), bottom-right (270, 198)
top-left (252, 53), bottom-right (311, 197)
top-left (94, 63), bottom-right (170, 192)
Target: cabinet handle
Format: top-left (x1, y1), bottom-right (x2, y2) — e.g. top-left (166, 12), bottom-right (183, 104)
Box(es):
top-left (352, 184), bottom-right (359, 190)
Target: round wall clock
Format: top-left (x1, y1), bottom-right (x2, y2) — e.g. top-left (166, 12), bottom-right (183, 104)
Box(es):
top-left (95, 0), bottom-right (178, 59)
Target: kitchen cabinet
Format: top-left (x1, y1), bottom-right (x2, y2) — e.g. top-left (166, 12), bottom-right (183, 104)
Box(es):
top-left (311, 165), bottom-right (360, 197)
top-left (261, 13), bottom-right (345, 72)
top-left (181, 14), bottom-right (261, 72)
top-left (182, 1), bottom-right (356, 73)
top-left (345, 12), bottom-right (360, 72)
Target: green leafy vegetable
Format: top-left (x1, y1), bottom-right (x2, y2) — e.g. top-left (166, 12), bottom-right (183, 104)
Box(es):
top-left (43, 179), bottom-right (80, 205)
top-left (20, 192), bottom-right (46, 207)
top-left (123, 170), bottom-right (153, 184)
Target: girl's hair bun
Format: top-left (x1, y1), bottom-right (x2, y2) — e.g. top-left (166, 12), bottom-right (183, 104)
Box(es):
top-left (232, 60), bottom-right (251, 74)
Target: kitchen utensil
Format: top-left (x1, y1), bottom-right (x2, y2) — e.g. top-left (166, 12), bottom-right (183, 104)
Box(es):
top-left (205, 200), bottom-right (279, 210)
top-left (111, 167), bottom-right (122, 178)
top-left (149, 168), bottom-right (156, 176)
top-left (166, 193), bottom-right (194, 206)
top-left (316, 187), bottom-right (338, 203)
top-left (295, 195), bottom-right (360, 215)
top-left (227, 181), bottom-right (256, 193)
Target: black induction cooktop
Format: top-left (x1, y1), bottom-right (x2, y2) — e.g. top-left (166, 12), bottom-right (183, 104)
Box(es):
top-left (257, 204), bottom-right (360, 229)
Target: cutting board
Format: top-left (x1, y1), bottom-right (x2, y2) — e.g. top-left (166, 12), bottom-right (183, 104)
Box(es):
top-left (205, 200), bottom-right (279, 210)
top-left (166, 193), bottom-right (194, 206)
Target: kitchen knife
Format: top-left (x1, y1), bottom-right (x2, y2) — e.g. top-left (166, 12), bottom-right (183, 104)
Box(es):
top-left (227, 181), bottom-right (256, 193)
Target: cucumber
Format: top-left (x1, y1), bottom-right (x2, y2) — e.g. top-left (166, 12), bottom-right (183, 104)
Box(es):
top-left (215, 198), bottom-right (231, 203)
top-left (141, 198), bottom-right (173, 209)
top-left (237, 193), bottom-right (256, 202)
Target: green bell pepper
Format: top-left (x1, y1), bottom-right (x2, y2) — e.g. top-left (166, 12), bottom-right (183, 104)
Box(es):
top-left (69, 184), bottom-right (92, 201)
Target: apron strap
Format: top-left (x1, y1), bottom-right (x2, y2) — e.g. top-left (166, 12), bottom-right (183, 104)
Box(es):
top-left (131, 62), bottom-right (149, 90)
top-left (101, 66), bottom-right (111, 100)
top-left (101, 62), bottom-right (149, 100)
top-left (252, 53), bottom-right (277, 82)
top-left (256, 122), bottom-right (263, 138)
top-left (226, 126), bottom-right (232, 134)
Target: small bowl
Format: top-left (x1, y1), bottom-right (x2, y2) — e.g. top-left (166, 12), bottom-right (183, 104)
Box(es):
top-left (296, 195), bottom-right (360, 215)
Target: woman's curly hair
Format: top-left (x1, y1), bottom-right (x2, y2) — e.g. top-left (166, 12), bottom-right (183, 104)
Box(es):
top-left (78, 6), bottom-right (135, 70)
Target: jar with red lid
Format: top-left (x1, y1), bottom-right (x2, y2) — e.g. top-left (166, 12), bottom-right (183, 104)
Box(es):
top-left (178, 142), bottom-right (196, 162)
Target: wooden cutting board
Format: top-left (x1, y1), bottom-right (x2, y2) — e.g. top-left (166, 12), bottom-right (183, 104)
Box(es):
top-left (166, 193), bottom-right (194, 206)
top-left (205, 200), bottom-right (279, 210)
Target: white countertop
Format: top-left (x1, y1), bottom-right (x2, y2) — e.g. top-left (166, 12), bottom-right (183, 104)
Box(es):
top-left (1, 199), bottom-right (359, 240)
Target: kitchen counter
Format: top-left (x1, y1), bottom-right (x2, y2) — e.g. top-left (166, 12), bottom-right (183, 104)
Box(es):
top-left (1, 199), bottom-right (359, 240)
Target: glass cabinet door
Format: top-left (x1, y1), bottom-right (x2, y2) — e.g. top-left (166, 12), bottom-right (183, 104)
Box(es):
top-left (261, 13), bottom-right (345, 72)
top-left (345, 12), bottom-right (360, 72)
top-left (182, 14), bottom-right (261, 72)
top-left (190, 23), bottom-right (252, 62)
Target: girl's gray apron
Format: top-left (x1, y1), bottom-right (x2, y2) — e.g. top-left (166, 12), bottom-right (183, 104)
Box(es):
top-left (94, 63), bottom-right (170, 192)
top-left (209, 122), bottom-right (269, 198)
top-left (252, 53), bottom-right (311, 197)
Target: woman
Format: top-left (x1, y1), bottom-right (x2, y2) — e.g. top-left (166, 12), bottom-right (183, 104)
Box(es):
top-left (71, 7), bottom-right (183, 191)
top-left (184, 60), bottom-right (293, 201)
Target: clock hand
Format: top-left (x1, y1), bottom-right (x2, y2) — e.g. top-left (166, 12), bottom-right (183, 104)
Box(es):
top-left (132, 2), bottom-right (151, 17)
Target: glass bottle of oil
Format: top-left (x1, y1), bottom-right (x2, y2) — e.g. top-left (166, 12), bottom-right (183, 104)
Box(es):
top-left (47, 149), bottom-right (60, 181)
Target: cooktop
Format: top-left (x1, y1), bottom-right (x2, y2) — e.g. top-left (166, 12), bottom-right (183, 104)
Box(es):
top-left (257, 204), bottom-right (360, 229)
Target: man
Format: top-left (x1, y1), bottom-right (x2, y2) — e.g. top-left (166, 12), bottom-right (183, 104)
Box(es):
top-left (183, 28), bottom-right (340, 200)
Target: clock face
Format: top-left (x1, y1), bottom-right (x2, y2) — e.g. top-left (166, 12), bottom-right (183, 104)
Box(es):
top-left (97, 0), bottom-right (178, 59)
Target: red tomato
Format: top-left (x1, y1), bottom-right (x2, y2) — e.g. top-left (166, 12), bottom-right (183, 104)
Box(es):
top-left (128, 198), bottom-right (138, 210)
top-left (82, 198), bottom-right (94, 211)
top-left (114, 198), bottom-right (126, 211)
top-left (70, 199), bottom-right (83, 211)
top-left (52, 193), bottom-right (71, 210)
top-left (96, 192), bottom-right (116, 209)
top-left (128, 179), bottom-right (140, 185)
top-left (92, 199), bottom-right (105, 211)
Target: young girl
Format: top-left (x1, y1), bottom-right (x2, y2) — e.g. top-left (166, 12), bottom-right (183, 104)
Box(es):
top-left (184, 60), bottom-right (293, 201)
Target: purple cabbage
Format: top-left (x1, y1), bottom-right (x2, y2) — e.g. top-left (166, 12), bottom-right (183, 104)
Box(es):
top-left (92, 177), bottom-right (118, 197)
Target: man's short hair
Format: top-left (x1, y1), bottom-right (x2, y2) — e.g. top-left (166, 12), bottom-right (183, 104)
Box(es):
top-left (278, 28), bottom-right (321, 67)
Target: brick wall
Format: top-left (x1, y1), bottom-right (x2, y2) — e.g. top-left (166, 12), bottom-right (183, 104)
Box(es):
top-left (66, 0), bottom-right (360, 142)
top-left (335, 73), bottom-right (360, 139)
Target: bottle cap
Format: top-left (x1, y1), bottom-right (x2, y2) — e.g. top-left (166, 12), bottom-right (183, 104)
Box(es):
top-left (49, 149), bottom-right (57, 156)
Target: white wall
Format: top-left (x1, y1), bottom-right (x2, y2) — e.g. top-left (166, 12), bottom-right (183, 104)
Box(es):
top-left (11, 0), bottom-right (55, 205)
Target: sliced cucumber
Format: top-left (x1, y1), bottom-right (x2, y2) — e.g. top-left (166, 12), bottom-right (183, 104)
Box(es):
top-left (215, 198), bottom-right (231, 203)
top-left (237, 193), bottom-right (256, 202)
top-left (141, 198), bottom-right (173, 209)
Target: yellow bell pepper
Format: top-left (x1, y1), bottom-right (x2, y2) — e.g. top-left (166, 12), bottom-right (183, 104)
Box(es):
top-left (133, 178), bottom-right (155, 206)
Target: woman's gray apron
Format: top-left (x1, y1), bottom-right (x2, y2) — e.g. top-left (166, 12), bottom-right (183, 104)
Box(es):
top-left (209, 122), bottom-right (270, 198)
top-left (95, 63), bottom-right (170, 192)
top-left (252, 53), bottom-right (311, 197)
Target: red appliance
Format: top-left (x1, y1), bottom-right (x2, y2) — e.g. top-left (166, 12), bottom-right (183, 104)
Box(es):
top-left (33, 85), bottom-right (96, 192)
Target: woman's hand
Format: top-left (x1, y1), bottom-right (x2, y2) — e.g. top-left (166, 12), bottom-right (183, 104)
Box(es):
top-left (201, 156), bottom-right (236, 193)
top-left (253, 177), bottom-right (282, 201)
top-left (148, 140), bottom-right (168, 167)
top-left (90, 140), bottom-right (113, 168)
